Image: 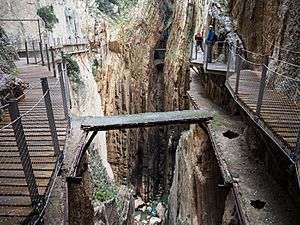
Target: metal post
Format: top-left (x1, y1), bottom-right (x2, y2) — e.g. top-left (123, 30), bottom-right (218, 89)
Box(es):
top-left (39, 41), bottom-right (45, 66)
top-left (235, 41), bottom-right (240, 72)
top-left (58, 63), bottom-right (69, 119)
top-left (45, 43), bottom-right (51, 71)
top-left (8, 100), bottom-right (41, 207)
top-left (190, 41), bottom-right (193, 60)
top-left (41, 77), bottom-right (61, 157)
top-left (37, 19), bottom-right (42, 44)
top-left (235, 46), bottom-right (241, 94)
top-left (226, 43), bottom-right (232, 79)
top-left (32, 40), bottom-right (37, 64)
top-left (50, 47), bottom-right (57, 77)
top-left (62, 55), bottom-right (71, 111)
top-left (25, 40), bottom-right (29, 64)
top-left (255, 56), bottom-right (269, 121)
top-left (296, 129), bottom-right (300, 187)
top-left (224, 41), bottom-right (228, 63)
top-left (205, 43), bottom-right (208, 71)
top-left (195, 41), bottom-right (197, 60)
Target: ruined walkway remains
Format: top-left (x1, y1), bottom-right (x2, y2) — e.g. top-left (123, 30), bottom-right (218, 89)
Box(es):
top-left (81, 110), bottom-right (213, 131)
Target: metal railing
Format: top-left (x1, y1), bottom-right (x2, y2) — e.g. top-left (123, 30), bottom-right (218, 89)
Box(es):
top-left (21, 38), bottom-right (88, 74)
top-left (191, 38), bottom-right (231, 70)
top-left (0, 55), bottom-right (71, 222)
top-left (224, 42), bottom-right (300, 184)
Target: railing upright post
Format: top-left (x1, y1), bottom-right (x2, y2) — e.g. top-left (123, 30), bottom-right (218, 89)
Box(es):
top-left (45, 43), bottom-right (51, 71)
top-left (58, 62), bottom-right (69, 119)
top-left (32, 40), bottom-right (37, 64)
top-left (296, 129), bottom-right (300, 187)
top-left (235, 46), bottom-right (241, 94)
top-left (204, 39), bottom-right (208, 71)
top-left (255, 56), bottom-right (269, 121)
top-left (8, 100), bottom-right (41, 208)
top-left (224, 41), bottom-right (228, 64)
top-left (195, 40), bottom-right (198, 60)
top-left (50, 47), bottom-right (57, 77)
top-left (189, 41), bottom-right (193, 60)
top-left (62, 54), bottom-right (71, 111)
top-left (25, 40), bottom-right (29, 64)
top-left (39, 41), bottom-right (45, 66)
top-left (41, 77), bottom-right (61, 157)
top-left (226, 43), bottom-right (232, 80)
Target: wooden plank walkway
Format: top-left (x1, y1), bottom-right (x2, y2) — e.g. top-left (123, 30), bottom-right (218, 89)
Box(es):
top-left (227, 70), bottom-right (300, 152)
top-left (0, 59), bottom-right (68, 224)
top-left (190, 50), bottom-right (228, 74)
top-left (81, 110), bottom-right (213, 131)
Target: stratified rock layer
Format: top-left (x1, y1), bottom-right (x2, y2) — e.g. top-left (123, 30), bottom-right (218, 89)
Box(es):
top-left (92, 0), bottom-right (193, 197)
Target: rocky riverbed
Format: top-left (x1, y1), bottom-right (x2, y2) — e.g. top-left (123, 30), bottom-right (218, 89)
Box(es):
top-left (134, 196), bottom-right (167, 225)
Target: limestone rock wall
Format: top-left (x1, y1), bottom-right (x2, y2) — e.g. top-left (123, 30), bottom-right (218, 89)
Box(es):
top-left (229, 0), bottom-right (300, 77)
top-left (92, 0), bottom-right (194, 197)
top-left (91, 0), bottom-right (165, 196)
top-left (168, 125), bottom-right (227, 225)
top-left (0, 0), bottom-right (88, 48)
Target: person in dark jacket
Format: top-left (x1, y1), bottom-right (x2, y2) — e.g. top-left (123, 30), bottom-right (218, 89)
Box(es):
top-left (217, 28), bottom-right (226, 56)
top-left (205, 25), bottom-right (216, 63)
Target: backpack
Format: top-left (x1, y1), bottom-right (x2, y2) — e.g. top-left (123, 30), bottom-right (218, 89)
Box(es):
top-left (213, 33), bottom-right (218, 42)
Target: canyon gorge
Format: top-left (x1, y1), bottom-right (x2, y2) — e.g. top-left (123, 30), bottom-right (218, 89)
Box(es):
top-left (1, 0), bottom-right (300, 224)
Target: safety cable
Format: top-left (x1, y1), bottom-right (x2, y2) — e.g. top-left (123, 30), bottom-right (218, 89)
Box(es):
top-left (263, 35), bottom-right (300, 54)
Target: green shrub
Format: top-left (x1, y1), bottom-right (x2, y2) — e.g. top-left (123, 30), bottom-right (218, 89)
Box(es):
top-left (64, 54), bottom-right (83, 84)
top-left (93, 173), bottom-right (119, 201)
top-left (95, 0), bottom-right (138, 19)
top-left (37, 5), bottom-right (59, 32)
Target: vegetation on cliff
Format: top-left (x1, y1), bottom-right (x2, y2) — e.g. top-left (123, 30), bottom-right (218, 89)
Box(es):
top-left (37, 5), bottom-right (59, 32)
top-left (64, 54), bottom-right (83, 85)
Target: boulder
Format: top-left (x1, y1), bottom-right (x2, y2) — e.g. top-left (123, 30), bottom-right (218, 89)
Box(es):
top-left (135, 197), bottom-right (145, 209)
top-left (155, 202), bottom-right (165, 219)
top-left (108, 40), bottom-right (121, 53)
top-left (149, 217), bottom-right (161, 225)
top-left (134, 214), bottom-right (141, 222)
top-left (0, 74), bottom-right (27, 103)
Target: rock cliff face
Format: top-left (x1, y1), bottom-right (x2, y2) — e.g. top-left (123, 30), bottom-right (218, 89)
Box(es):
top-left (229, 0), bottom-right (300, 77)
top-left (0, 0), bottom-right (88, 48)
top-left (168, 125), bottom-right (227, 225)
top-left (92, 0), bottom-right (193, 197)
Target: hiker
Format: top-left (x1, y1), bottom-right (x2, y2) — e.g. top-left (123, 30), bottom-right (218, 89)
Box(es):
top-left (195, 32), bottom-right (203, 52)
top-left (205, 25), bottom-right (216, 63)
top-left (217, 28), bottom-right (226, 56)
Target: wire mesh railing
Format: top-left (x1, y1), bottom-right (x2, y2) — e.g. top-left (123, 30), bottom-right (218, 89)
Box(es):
top-left (262, 68), bottom-right (300, 149)
top-left (225, 43), bottom-right (300, 159)
top-left (0, 68), bottom-right (69, 223)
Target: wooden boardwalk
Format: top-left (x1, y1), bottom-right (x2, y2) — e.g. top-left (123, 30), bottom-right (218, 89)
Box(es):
top-left (190, 50), bottom-right (228, 74)
top-left (0, 60), bottom-right (68, 224)
top-left (190, 42), bottom-right (300, 157)
top-left (227, 70), bottom-right (300, 152)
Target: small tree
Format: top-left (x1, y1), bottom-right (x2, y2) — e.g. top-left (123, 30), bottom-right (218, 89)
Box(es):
top-left (37, 5), bottom-right (59, 32)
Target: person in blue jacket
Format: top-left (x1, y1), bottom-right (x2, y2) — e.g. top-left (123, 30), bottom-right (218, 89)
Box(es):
top-left (206, 25), bottom-right (216, 63)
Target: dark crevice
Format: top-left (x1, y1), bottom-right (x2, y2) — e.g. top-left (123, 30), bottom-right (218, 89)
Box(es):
top-left (223, 130), bottom-right (239, 139)
top-left (250, 200), bottom-right (266, 209)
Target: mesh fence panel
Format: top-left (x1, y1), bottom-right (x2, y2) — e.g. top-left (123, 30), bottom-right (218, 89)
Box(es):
top-left (0, 111), bottom-right (39, 224)
top-left (0, 72), bottom-right (68, 223)
top-left (263, 69), bottom-right (300, 150)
